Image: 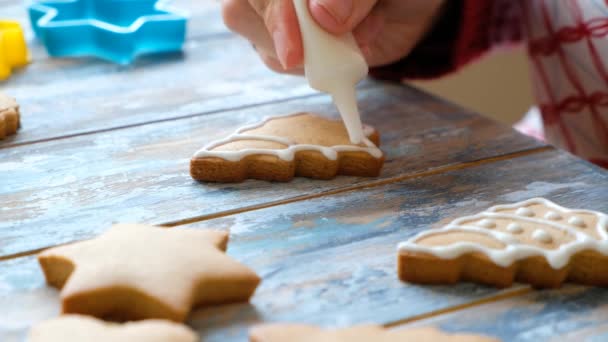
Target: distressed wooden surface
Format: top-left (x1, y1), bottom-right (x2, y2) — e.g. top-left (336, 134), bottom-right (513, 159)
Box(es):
top-left (0, 35), bottom-right (312, 147)
top-left (408, 286), bottom-right (608, 341)
top-left (1, 1), bottom-right (316, 147)
top-left (0, 150), bottom-right (606, 342)
top-left (0, 84), bottom-right (545, 258)
top-left (2, 1), bottom-right (608, 341)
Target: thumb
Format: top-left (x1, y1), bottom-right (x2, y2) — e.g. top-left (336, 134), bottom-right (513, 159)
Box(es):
top-left (308, 0), bottom-right (378, 34)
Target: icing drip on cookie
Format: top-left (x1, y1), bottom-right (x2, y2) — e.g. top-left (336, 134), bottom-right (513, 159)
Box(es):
top-left (516, 207), bottom-right (535, 217)
top-left (192, 113), bottom-right (383, 162)
top-left (506, 223), bottom-right (523, 234)
top-left (568, 216), bottom-right (586, 227)
top-left (398, 198), bottom-right (608, 269)
top-left (477, 219), bottom-right (496, 228)
top-left (532, 229), bottom-right (553, 243)
top-left (544, 211), bottom-right (562, 220)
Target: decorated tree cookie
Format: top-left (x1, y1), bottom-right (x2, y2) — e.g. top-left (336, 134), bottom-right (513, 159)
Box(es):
top-left (398, 198), bottom-right (608, 288)
top-left (190, 112), bottom-right (384, 182)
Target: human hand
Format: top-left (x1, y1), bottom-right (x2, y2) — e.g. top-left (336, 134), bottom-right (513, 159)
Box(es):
top-left (221, 0), bottom-right (445, 74)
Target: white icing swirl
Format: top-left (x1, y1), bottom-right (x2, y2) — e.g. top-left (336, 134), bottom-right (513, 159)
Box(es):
top-left (568, 216), bottom-right (586, 228)
top-left (477, 219), bottom-right (496, 228)
top-left (506, 223), bottom-right (523, 234)
top-left (515, 207), bottom-right (535, 217)
top-left (397, 198), bottom-right (608, 269)
top-left (532, 229), bottom-right (553, 243)
top-left (544, 211), bottom-right (562, 220)
top-left (192, 113), bottom-right (383, 162)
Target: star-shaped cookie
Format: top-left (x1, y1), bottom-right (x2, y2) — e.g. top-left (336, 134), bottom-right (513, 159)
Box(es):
top-left (398, 198), bottom-right (608, 288)
top-left (38, 224), bottom-right (260, 322)
top-left (249, 324), bottom-right (498, 342)
top-left (0, 92), bottom-right (20, 139)
top-left (29, 315), bottom-right (197, 342)
top-left (190, 112), bottom-right (385, 182)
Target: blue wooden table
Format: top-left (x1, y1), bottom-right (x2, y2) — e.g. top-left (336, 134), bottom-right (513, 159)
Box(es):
top-left (1, 1), bottom-right (607, 341)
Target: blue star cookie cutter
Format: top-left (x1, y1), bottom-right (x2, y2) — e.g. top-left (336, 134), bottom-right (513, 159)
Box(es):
top-left (28, 0), bottom-right (188, 64)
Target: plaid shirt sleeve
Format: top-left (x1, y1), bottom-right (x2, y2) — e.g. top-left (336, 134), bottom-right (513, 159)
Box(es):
top-left (370, 0), bottom-right (523, 81)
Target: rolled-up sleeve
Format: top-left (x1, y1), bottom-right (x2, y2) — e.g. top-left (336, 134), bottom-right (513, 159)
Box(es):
top-left (370, 0), bottom-right (522, 81)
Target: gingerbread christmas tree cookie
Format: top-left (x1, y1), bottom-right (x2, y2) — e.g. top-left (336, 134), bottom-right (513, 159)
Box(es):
top-left (250, 324), bottom-right (498, 342)
top-left (38, 224), bottom-right (260, 322)
top-left (29, 315), bottom-right (197, 342)
top-left (190, 112), bottom-right (384, 182)
top-left (0, 92), bottom-right (20, 139)
top-left (398, 198), bottom-right (608, 288)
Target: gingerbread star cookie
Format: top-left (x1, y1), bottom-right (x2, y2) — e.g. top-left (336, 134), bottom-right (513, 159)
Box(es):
top-left (398, 198), bottom-right (608, 288)
top-left (0, 92), bottom-right (20, 139)
top-left (250, 324), bottom-right (498, 342)
top-left (29, 315), bottom-right (197, 342)
top-left (38, 224), bottom-right (260, 322)
top-left (190, 112), bottom-right (384, 182)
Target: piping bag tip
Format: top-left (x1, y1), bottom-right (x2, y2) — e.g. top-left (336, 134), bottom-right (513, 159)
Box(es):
top-left (331, 86), bottom-right (365, 144)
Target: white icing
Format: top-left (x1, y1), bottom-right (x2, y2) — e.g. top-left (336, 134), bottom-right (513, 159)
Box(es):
top-left (532, 229), bottom-right (553, 243)
top-left (506, 223), bottom-right (524, 234)
top-left (568, 216), bottom-right (586, 228)
top-left (192, 113), bottom-right (383, 162)
top-left (398, 198), bottom-right (608, 269)
top-left (293, 0), bottom-right (368, 144)
top-left (544, 211), bottom-right (562, 220)
top-left (516, 207), bottom-right (535, 217)
top-left (477, 219), bottom-right (496, 228)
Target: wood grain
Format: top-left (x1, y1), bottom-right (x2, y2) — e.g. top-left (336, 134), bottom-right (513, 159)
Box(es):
top-left (0, 83), bottom-right (545, 258)
top-left (0, 34), bottom-right (314, 148)
top-left (0, 150), bottom-right (606, 341)
top-left (0, 0), bottom-right (316, 148)
top-left (406, 285), bottom-right (608, 341)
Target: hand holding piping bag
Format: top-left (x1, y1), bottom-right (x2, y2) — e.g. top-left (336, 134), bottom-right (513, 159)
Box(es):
top-left (292, 0), bottom-right (367, 144)
top-left (221, 0), bottom-right (446, 143)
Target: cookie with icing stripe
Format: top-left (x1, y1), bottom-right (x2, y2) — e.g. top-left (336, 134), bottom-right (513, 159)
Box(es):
top-left (250, 324), bottom-right (499, 342)
top-left (190, 112), bottom-right (384, 182)
top-left (398, 198), bottom-right (608, 288)
top-left (0, 92), bottom-right (20, 139)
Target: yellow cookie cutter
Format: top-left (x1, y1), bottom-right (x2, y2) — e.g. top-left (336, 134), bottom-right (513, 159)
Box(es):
top-left (0, 21), bottom-right (28, 81)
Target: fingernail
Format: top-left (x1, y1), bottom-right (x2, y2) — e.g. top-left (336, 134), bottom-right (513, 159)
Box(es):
top-left (312, 0), bottom-right (353, 25)
top-left (272, 30), bottom-right (289, 69)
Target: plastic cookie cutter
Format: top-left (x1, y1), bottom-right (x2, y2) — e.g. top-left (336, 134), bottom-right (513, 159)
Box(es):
top-left (0, 21), bottom-right (29, 81)
top-left (28, 0), bottom-right (188, 65)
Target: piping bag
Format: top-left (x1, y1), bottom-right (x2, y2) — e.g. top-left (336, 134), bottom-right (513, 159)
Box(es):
top-left (292, 0), bottom-right (368, 144)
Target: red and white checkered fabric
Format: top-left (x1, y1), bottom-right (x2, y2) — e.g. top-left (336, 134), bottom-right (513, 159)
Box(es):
top-left (522, 0), bottom-right (608, 168)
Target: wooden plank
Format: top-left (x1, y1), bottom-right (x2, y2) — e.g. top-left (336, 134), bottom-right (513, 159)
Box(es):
top-left (405, 285), bottom-right (608, 341)
top-left (0, 150), bottom-right (606, 341)
top-left (1, 0), bottom-right (319, 148)
top-left (0, 83), bottom-right (546, 258)
top-left (0, 34), bottom-right (313, 147)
